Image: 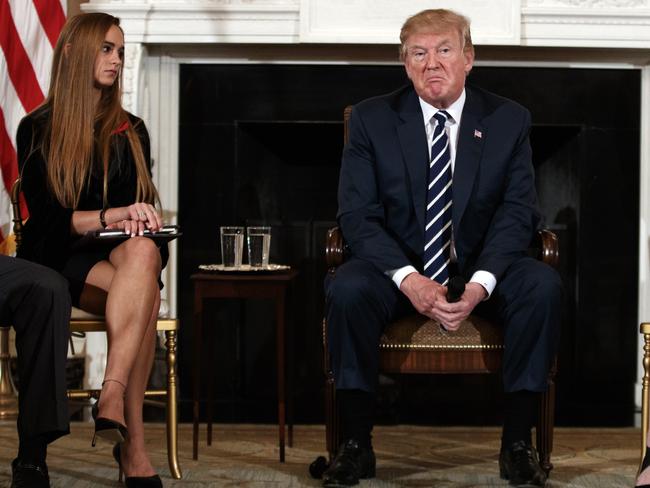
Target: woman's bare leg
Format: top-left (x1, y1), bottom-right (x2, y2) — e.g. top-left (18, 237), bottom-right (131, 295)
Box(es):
top-left (119, 293), bottom-right (159, 477)
top-left (79, 237), bottom-right (161, 476)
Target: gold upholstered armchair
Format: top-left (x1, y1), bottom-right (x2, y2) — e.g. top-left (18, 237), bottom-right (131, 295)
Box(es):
top-left (10, 178), bottom-right (182, 479)
top-left (320, 106), bottom-right (560, 474)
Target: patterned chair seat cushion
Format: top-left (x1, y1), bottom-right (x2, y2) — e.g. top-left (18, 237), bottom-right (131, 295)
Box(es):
top-left (380, 314), bottom-right (504, 351)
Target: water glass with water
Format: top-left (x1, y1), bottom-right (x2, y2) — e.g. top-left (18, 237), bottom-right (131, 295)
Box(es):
top-left (247, 226), bottom-right (271, 267)
top-left (220, 226), bottom-right (244, 268)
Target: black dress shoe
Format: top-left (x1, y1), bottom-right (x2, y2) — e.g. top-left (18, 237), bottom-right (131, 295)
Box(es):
top-left (10, 458), bottom-right (49, 488)
top-left (322, 439), bottom-right (376, 487)
top-left (499, 440), bottom-right (547, 487)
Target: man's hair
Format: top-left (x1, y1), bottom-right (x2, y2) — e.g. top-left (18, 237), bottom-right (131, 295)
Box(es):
top-left (399, 9), bottom-right (474, 60)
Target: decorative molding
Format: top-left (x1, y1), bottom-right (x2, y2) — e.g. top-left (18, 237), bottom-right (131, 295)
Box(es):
top-left (637, 66), bottom-right (650, 412)
top-left (299, 0), bottom-right (521, 45)
top-left (82, 0), bottom-right (300, 44)
top-left (525, 0), bottom-right (648, 6)
top-left (521, 0), bottom-right (650, 48)
top-left (82, 0), bottom-right (650, 48)
top-left (121, 42), bottom-right (145, 113)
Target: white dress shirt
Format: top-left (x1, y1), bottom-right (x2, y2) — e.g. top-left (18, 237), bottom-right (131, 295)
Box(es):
top-left (387, 89), bottom-right (497, 298)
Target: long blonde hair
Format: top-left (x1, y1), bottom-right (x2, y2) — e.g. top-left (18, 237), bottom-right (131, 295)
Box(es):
top-left (42, 12), bottom-right (158, 209)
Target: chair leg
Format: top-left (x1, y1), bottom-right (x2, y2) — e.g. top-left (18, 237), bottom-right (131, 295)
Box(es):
top-left (325, 369), bottom-right (339, 462)
top-left (0, 327), bottom-right (18, 419)
top-left (323, 319), bottom-right (339, 462)
top-left (640, 323), bottom-right (650, 471)
top-left (165, 329), bottom-right (182, 479)
top-left (537, 362), bottom-right (557, 474)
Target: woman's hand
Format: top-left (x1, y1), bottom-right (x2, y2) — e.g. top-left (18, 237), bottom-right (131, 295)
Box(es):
top-left (104, 203), bottom-right (162, 236)
top-left (106, 218), bottom-right (144, 237)
top-left (125, 203), bottom-right (162, 232)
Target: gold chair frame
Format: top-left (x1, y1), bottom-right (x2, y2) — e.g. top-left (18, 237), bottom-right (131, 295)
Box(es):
top-left (640, 322), bottom-right (650, 468)
top-left (11, 178), bottom-right (181, 479)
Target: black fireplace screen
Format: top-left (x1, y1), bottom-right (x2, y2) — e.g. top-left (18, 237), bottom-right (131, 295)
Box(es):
top-left (178, 64), bottom-right (640, 427)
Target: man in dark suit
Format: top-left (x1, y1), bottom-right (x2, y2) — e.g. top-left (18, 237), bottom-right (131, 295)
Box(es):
top-left (0, 255), bottom-right (71, 487)
top-left (323, 8), bottom-right (561, 488)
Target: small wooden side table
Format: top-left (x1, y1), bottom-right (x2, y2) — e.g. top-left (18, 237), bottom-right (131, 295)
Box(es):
top-left (191, 269), bottom-right (299, 462)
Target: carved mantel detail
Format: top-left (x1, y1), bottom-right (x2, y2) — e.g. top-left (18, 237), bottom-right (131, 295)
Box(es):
top-left (524, 0), bottom-right (647, 6)
top-left (82, 0), bottom-right (650, 48)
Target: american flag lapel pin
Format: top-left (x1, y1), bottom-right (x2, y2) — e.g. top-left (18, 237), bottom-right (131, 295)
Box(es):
top-left (474, 129), bottom-right (483, 139)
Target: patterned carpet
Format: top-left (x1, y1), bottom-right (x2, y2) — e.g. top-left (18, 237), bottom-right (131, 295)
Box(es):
top-left (0, 422), bottom-right (641, 487)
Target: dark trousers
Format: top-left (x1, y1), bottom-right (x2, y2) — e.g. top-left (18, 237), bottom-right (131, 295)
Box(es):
top-left (0, 255), bottom-right (71, 444)
top-left (325, 256), bottom-right (561, 394)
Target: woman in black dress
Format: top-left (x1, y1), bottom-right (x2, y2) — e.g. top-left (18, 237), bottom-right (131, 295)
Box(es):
top-left (16, 12), bottom-right (165, 487)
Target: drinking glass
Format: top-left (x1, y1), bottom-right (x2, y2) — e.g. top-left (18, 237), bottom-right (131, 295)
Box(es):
top-left (247, 226), bottom-right (271, 267)
top-left (220, 226), bottom-right (244, 268)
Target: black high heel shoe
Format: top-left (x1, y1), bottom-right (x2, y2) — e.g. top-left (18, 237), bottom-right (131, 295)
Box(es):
top-left (113, 444), bottom-right (163, 488)
top-left (91, 380), bottom-right (128, 447)
top-left (637, 446), bottom-right (650, 488)
top-left (91, 402), bottom-right (128, 446)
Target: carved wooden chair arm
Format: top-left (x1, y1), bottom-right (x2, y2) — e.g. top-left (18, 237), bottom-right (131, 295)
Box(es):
top-left (532, 229), bottom-right (559, 269)
top-left (325, 226), bottom-right (345, 271)
top-left (325, 226), bottom-right (559, 271)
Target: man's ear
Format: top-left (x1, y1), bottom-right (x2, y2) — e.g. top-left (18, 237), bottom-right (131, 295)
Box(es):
top-left (463, 49), bottom-right (475, 74)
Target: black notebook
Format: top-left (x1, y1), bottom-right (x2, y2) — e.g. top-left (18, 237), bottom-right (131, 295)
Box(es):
top-left (72, 224), bottom-right (181, 250)
top-left (91, 224), bottom-right (181, 242)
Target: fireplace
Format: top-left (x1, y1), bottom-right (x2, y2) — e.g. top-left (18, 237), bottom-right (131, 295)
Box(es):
top-left (176, 63), bottom-right (639, 425)
top-left (80, 0), bottom-right (650, 427)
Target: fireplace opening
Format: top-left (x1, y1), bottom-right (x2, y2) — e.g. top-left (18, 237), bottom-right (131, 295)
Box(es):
top-left (178, 64), bottom-right (639, 426)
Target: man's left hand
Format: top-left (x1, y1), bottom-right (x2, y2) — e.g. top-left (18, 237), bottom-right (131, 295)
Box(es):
top-left (435, 282), bottom-right (487, 331)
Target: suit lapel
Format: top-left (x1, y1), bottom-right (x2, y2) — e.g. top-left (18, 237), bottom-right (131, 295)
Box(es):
top-left (453, 88), bottom-right (486, 232)
top-left (397, 90), bottom-right (429, 232)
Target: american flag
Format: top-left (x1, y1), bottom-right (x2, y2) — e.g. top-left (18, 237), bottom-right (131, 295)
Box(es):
top-left (0, 0), bottom-right (66, 252)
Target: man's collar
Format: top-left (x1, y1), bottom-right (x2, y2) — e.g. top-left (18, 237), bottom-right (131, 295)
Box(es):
top-left (418, 88), bottom-right (466, 125)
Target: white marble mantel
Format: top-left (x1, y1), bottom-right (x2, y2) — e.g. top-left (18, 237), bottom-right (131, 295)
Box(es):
top-left (81, 0), bottom-right (650, 412)
top-left (82, 0), bottom-right (650, 47)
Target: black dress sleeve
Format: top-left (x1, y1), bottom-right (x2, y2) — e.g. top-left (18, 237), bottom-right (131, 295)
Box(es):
top-left (16, 114), bottom-right (73, 272)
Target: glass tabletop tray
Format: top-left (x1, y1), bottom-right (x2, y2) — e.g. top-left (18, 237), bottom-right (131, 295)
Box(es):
top-left (198, 263), bottom-right (290, 273)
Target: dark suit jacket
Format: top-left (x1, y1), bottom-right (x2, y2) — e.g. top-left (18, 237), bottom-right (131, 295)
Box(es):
top-left (337, 83), bottom-right (541, 283)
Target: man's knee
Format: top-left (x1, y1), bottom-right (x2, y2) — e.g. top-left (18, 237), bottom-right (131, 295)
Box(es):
top-left (327, 269), bottom-right (375, 309)
top-left (325, 260), bottom-right (395, 319)
top-left (507, 259), bottom-right (562, 306)
top-left (35, 267), bottom-right (69, 299)
top-left (11, 260), bottom-right (71, 310)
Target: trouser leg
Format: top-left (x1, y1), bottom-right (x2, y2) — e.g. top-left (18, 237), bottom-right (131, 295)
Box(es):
top-left (477, 257), bottom-right (562, 445)
top-left (0, 256), bottom-right (71, 445)
top-left (325, 258), bottom-right (409, 392)
top-left (491, 257), bottom-right (562, 393)
top-left (325, 258), bottom-right (411, 444)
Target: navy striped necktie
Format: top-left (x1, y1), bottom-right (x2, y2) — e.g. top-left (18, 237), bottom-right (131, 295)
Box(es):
top-left (423, 110), bottom-right (453, 285)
